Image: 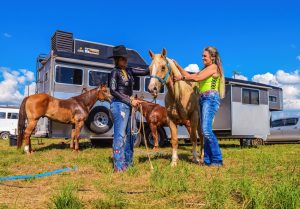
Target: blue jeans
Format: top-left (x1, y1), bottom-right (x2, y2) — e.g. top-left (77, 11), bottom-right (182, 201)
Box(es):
top-left (111, 101), bottom-right (135, 171)
top-left (199, 91), bottom-right (223, 165)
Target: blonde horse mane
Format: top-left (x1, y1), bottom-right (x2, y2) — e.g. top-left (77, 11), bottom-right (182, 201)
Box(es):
top-left (167, 58), bottom-right (194, 102)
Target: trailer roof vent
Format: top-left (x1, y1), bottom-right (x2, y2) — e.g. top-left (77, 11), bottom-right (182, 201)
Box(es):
top-left (51, 30), bottom-right (74, 53)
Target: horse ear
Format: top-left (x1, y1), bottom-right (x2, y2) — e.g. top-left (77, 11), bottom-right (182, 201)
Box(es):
top-left (149, 50), bottom-right (155, 59)
top-left (161, 48), bottom-right (167, 58)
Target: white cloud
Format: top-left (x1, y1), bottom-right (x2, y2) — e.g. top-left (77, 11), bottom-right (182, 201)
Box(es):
top-left (233, 74), bottom-right (248, 81)
top-left (296, 55), bottom-right (300, 61)
top-left (0, 67), bottom-right (35, 105)
top-left (252, 72), bottom-right (279, 86)
top-left (252, 70), bottom-right (300, 110)
top-left (3, 33), bottom-right (12, 38)
top-left (184, 64), bottom-right (200, 73)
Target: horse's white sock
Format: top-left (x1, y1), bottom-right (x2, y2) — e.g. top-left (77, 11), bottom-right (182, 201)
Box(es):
top-left (172, 149), bottom-right (178, 161)
top-left (24, 145), bottom-right (29, 153)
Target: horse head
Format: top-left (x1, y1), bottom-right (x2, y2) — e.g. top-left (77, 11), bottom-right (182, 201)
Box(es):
top-left (97, 84), bottom-right (112, 102)
top-left (148, 48), bottom-right (172, 98)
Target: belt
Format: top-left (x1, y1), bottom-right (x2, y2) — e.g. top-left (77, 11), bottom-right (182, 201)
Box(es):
top-left (199, 90), bottom-right (219, 97)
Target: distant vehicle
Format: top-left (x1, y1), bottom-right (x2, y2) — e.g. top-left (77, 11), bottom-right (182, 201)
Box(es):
top-left (0, 107), bottom-right (19, 140)
top-left (267, 117), bottom-right (300, 143)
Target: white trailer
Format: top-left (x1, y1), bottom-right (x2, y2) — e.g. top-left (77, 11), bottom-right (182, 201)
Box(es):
top-left (0, 107), bottom-right (19, 140)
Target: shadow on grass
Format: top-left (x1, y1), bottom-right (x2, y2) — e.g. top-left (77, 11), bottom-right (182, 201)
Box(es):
top-left (138, 152), bottom-right (194, 164)
top-left (34, 141), bottom-right (92, 152)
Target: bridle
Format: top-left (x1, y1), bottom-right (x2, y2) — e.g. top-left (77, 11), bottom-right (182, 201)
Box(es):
top-left (150, 59), bottom-right (172, 86)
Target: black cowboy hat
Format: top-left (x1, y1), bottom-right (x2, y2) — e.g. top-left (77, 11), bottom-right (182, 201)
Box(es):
top-left (108, 45), bottom-right (130, 59)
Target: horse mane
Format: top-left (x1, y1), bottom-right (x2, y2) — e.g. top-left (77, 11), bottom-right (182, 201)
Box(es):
top-left (166, 58), bottom-right (185, 101)
top-left (72, 88), bottom-right (98, 107)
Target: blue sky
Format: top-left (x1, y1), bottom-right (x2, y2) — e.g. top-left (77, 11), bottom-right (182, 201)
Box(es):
top-left (0, 0), bottom-right (300, 115)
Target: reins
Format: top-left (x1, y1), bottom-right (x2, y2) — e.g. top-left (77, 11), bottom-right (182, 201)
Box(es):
top-left (131, 104), bottom-right (154, 171)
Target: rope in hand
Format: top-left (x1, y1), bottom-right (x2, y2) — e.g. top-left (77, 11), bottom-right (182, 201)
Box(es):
top-left (131, 104), bottom-right (154, 171)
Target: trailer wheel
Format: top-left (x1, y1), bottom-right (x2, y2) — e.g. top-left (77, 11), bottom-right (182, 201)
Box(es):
top-left (0, 132), bottom-right (10, 140)
top-left (85, 106), bottom-right (113, 134)
top-left (144, 127), bottom-right (167, 148)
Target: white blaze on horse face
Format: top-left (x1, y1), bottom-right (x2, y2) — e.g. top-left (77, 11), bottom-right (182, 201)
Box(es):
top-left (148, 63), bottom-right (158, 92)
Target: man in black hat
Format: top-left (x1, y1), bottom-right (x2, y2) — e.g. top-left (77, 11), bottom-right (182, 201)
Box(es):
top-left (109, 45), bottom-right (149, 172)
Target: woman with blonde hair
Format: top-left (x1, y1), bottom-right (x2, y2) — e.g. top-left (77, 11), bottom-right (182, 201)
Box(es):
top-left (173, 46), bottom-right (225, 166)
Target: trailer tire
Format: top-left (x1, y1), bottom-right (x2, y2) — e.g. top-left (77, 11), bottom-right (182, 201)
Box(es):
top-left (144, 127), bottom-right (167, 148)
top-left (0, 132), bottom-right (10, 140)
top-left (85, 106), bottom-right (113, 134)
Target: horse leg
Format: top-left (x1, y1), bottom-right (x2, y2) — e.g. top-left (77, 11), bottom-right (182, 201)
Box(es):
top-left (70, 125), bottom-right (75, 150)
top-left (197, 124), bottom-right (204, 164)
top-left (169, 120), bottom-right (178, 167)
top-left (149, 123), bottom-right (159, 151)
top-left (74, 121), bottom-right (84, 151)
top-left (190, 113), bottom-right (200, 163)
top-left (24, 119), bottom-right (38, 154)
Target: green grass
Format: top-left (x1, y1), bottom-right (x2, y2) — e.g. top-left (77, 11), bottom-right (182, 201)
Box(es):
top-left (0, 138), bottom-right (299, 209)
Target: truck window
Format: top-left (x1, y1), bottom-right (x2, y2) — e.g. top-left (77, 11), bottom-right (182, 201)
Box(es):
top-left (144, 77), bottom-right (164, 93)
top-left (242, 89), bottom-right (259, 105)
top-left (7, 113), bottom-right (18, 119)
top-left (271, 119), bottom-right (284, 127)
top-left (55, 66), bottom-right (83, 85)
top-left (0, 112), bottom-right (6, 119)
top-left (284, 118), bottom-right (298, 126)
top-left (89, 70), bottom-right (110, 87)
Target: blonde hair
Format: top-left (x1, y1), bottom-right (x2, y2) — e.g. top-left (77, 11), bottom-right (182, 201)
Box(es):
top-left (204, 46), bottom-right (225, 99)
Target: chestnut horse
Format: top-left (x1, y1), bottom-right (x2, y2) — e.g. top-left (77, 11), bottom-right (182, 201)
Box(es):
top-left (134, 96), bottom-right (168, 149)
top-left (148, 49), bottom-right (203, 166)
top-left (17, 84), bottom-right (111, 154)
top-left (135, 96), bottom-right (195, 151)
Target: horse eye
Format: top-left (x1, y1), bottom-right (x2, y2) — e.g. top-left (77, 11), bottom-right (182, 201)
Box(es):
top-left (161, 66), bottom-right (166, 70)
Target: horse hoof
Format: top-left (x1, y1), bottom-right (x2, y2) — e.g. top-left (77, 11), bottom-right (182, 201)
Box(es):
top-left (171, 161), bottom-right (177, 167)
top-left (153, 147), bottom-right (159, 152)
top-left (192, 157), bottom-right (200, 164)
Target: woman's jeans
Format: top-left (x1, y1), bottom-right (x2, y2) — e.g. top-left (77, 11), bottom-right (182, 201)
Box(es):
top-left (199, 91), bottom-right (223, 165)
top-left (111, 100), bottom-right (135, 171)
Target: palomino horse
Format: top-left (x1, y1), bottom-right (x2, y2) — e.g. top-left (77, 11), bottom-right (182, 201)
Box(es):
top-left (148, 49), bottom-right (203, 166)
top-left (17, 84), bottom-right (111, 154)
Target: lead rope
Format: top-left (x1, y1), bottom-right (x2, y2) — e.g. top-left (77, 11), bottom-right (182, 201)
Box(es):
top-left (131, 104), bottom-right (154, 171)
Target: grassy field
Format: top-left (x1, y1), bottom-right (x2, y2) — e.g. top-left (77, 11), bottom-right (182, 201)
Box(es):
top-left (0, 138), bottom-right (299, 209)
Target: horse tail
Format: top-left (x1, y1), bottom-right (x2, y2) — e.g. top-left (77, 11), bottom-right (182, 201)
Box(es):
top-left (17, 97), bottom-right (28, 148)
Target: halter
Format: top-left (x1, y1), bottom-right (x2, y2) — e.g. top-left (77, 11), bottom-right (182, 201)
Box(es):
top-left (150, 59), bottom-right (172, 86)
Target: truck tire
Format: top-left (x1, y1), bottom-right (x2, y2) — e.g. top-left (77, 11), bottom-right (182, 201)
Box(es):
top-left (85, 106), bottom-right (113, 134)
top-left (145, 127), bottom-right (167, 148)
top-left (0, 132), bottom-right (10, 140)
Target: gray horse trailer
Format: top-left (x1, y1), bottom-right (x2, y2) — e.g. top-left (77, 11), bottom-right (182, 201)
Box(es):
top-left (35, 30), bottom-right (283, 145)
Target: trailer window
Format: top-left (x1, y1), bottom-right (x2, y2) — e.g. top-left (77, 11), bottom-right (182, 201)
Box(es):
top-left (269, 96), bottom-right (277, 102)
top-left (89, 71), bottom-right (110, 87)
top-left (133, 77), bottom-right (140, 91)
top-left (144, 77), bottom-right (164, 93)
top-left (0, 112), bottom-right (6, 119)
top-left (55, 66), bottom-right (83, 85)
top-left (242, 89), bottom-right (259, 105)
top-left (7, 113), bottom-right (18, 119)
